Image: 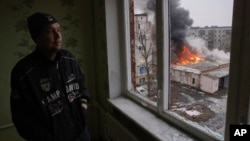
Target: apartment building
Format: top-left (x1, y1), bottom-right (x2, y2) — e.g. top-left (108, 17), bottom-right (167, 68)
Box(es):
top-left (187, 26), bottom-right (232, 52)
top-left (133, 13), bottom-right (156, 88)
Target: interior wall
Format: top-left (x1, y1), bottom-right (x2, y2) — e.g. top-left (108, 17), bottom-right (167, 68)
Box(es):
top-left (0, 0), bottom-right (130, 140)
top-left (90, 0), bottom-right (110, 140)
top-left (0, 0), bottom-right (96, 140)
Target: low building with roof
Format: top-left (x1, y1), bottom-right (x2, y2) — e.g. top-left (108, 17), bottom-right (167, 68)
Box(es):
top-left (170, 61), bottom-right (229, 94)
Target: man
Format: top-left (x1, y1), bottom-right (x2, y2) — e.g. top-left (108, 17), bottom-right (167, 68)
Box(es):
top-left (10, 12), bottom-right (90, 141)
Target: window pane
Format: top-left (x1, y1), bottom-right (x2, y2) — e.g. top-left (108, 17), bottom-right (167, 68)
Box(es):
top-left (129, 0), bottom-right (158, 103)
top-left (169, 0), bottom-right (233, 139)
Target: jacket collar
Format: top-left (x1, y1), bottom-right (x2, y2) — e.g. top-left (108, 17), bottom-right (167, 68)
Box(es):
top-left (33, 48), bottom-right (62, 65)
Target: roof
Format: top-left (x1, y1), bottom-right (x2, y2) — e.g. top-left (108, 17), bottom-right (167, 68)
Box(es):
top-left (171, 61), bottom-right (230, 76)
top-left (183, 61), bottom-right (219, 72)
top-left (203, 68), bottom-right (229, 79)
top-left (171, 65), bottom-right (201, 74)
top-left (135, 13), bottom-right (148, 16)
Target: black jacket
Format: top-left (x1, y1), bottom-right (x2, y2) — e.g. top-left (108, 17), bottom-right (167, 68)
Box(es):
top-left (10, 49), bottom-right (89, 141)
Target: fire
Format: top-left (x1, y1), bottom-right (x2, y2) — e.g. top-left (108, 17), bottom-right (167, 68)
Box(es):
top-left (175, 45), bottom-right (204, 65)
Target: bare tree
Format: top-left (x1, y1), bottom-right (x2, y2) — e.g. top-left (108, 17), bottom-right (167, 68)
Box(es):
top-left (134, 21), bottom-right (157, 98)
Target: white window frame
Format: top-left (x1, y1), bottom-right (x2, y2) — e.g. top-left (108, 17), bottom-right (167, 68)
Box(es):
top-left (105, 0), bottom-right (250, 141)
top-left (123, 0), bottom-right (221, 140)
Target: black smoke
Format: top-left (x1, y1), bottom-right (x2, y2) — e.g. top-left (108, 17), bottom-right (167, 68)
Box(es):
top-left (169, 0), bottom-right (193, 50)
top-left (147, 0), bottom-right (156, 11)
top-left (142, 0), bottom-right (193, 52)
top-left (145, 0), bottom-right (193, 48)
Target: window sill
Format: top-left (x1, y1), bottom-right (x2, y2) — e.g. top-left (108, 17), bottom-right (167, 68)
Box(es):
top-left (108, 96), bottom-right (197, 141)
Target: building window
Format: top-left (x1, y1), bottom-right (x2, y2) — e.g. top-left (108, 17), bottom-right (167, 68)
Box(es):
top-left (139, 77), bottom-right (146, 83)
top-left (192, 78), bottom-right (195, 84)
top-left (137, 34), bottom-right (146, 41)
top-left (125, 0), bottom-right (233, 140)
top-left (140, 66), bottom-right (147, 74)
top-left (138, 46), bottom-right (145, 51)
top-left (199, 30), bottom-right (205, 36)
top-left (138, 23), bottom-right (145, 29)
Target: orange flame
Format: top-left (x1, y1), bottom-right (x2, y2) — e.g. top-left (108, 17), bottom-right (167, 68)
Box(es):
top-left (175, 45), bottom-right (204, 65)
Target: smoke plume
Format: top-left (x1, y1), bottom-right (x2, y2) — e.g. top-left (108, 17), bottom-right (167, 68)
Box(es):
top-left (169, 0), bottom-right (193, 50)
top-left (135, 0), bottom-right (193, 48)
top-left (134, 0), bottom-right (230, 65)
top-left (186, 37), bottom-right (230, 64)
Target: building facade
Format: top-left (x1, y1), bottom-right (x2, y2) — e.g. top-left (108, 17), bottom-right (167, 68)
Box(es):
top-left (186, 26), bottom-right (232, 52)
top-left (171, 62), bottom-right (229, 94)
top-left (134, 13), bottom-right (156, 87)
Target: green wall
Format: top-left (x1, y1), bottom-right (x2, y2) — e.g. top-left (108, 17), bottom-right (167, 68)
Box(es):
top-left (0, 0), bottom-right (165, 140)
top-left (0, 0), bottom-right (99, 140)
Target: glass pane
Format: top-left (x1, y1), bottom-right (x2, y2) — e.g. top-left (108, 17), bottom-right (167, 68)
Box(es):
top-left (169, 0), bottom-right (233, 139)
top-left (129, 0), bottom-right (158, 103)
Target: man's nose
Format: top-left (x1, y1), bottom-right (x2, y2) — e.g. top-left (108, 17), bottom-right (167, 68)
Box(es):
top-left (54, 31), bottom-right (61, 39)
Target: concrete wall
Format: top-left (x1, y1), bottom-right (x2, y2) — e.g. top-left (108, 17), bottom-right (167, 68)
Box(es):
top-left (200, 75), bottom-right (219, 94)
top-left (171, 69), bottom-right (200, 88)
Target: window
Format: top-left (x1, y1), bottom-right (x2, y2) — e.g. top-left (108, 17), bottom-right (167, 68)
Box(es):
top-left (124, 0), bottom-right (233, 140)
top-left (138, 23), bottom-right (145, 29)
top-left (106, 0), bottom-right (250, 140)
top-left (138, 46), bottom-right (145, 51)
top-left (139, 78), bottom-right (146, 84)
top-left (199, 30), bottom-right (205, 36)
top-left (139, 66), bottom-right (147, 74)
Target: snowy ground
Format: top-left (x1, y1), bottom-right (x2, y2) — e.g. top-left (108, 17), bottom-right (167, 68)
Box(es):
top-left (170, 82), bottom-right (227, 136)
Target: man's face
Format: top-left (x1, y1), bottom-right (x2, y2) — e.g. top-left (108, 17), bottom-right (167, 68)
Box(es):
top-left (36, 23), bottom-right (62, 53)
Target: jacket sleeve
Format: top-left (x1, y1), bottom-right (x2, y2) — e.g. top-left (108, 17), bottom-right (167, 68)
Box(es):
top-left (77, 64), bottom-right (90, 102)
top-left (10, 69), bottom-right (54, 141)
top-left (63, 49), bottom-right (90, 102)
